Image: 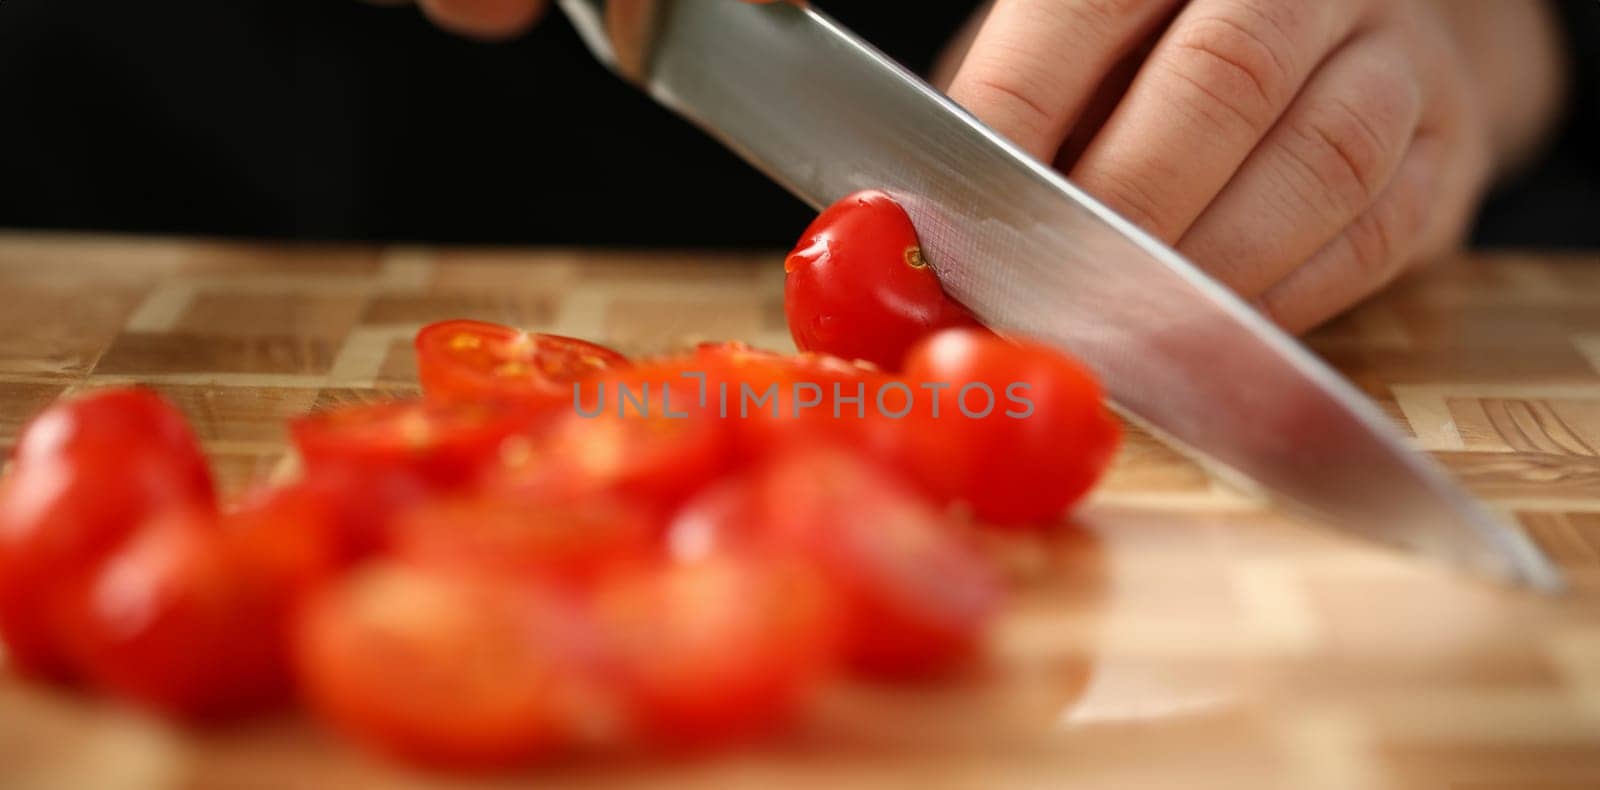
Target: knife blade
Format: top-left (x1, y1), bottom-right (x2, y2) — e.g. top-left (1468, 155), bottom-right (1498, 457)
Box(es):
top-left (556, 0), bottom-right (1562, 591)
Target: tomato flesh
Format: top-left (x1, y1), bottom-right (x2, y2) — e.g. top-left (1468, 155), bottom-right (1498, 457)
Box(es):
top-left (594, 555), bottom-right (841, 748)
top-left (392, 492), bottom-right (657, 583)
top-left (290, 399), bottom-right (527, 491)
top-left (784, 190), bottom-right (982, 371)
top-left (294, 563), bottom-right (615, 770)
top-left (668, 447), bottom-right (1002, 679)
top-left (416, 320), bottom-right (628, 412)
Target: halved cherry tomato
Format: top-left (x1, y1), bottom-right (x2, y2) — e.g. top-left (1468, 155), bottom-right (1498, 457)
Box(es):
top-left (593, 555), bottom-right (841, 749)
top-left (784, 190), bottom-right (983, 371)
top-left (294, 563), bottom-right (617, 771)
top-left (668, 447), bottom-right (1002, 679)
top-left (495, 362), bottom-right (732, 513)
top-left (416, 320), bottom-right (628, 411)
top-left (898, 328), bottom-right (1120, 526)
top-left (0, 388), bottom-right (214, 681)
top-left (290, 399), bottom-right (527, 490)
top-left (689, 342), bottom-right (893, 460)
top-left (392, 492), bottom-right (657, 583)
top-left (65, 507), bottom-right (292, 721)
top-left (224, 483), bottom-right (355, 600)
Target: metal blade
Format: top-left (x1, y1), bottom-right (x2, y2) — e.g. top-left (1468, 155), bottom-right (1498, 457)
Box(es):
top-left (557, 0), bottom-right (1562, 590)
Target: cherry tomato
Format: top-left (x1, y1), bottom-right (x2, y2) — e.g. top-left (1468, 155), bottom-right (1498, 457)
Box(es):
top-left (898, 328), bottom-right (1120, 526)
top-left (689, 342), bottom-right (893, 460)
top-left (290, 399), bottom-right (527, 490)
top-left (66, 507), bottom-right (292, 721)
top-left (294, 563), bottom-right (616, 771)
top-left (669, 447), bottom-right (1002, 679)
top-left (392, 492), bottom-right (657, 583)
top-left (9, 387), bottom-right (214, 503)
top-left (784, 190), bottom-right (983, 371)
top-left (224, 483), bottom-right (354, 600)
top-left (593, 555), bottom-right (841, 748)
top-left (0, 389), bottom-right (213, 681)
top-left (496, 361), bottom-right (732, 512)
top-left (416, 320), bottom-right (628, 411)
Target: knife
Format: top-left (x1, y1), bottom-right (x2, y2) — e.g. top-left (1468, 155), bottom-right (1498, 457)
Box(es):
top-left (555, 0), bottom-right (1562, 591)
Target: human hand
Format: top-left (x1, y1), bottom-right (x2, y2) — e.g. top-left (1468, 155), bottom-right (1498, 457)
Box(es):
top-left (939, 0), bottom-right (1567, 332)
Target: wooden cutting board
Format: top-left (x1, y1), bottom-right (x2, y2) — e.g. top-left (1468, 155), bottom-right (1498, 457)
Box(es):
top-left (1, 233), bottom-right (1598, 789)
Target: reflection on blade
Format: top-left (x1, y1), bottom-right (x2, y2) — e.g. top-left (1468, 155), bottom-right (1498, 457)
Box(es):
top-left (557, 0), bottom-right (1561, 590)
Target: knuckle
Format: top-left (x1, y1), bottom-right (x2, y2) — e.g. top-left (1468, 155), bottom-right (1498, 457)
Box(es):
top-left (964, 71), bottom-right (1057, 152)
top-left (1082, 162), bottom-right (1172, 237)
top-left (1162, 12), bottom-right (1295, 133)
top-left (1343, 189), bottom-right (1419, 284)
top-left (1289, 89), bottom-right (1411, 217)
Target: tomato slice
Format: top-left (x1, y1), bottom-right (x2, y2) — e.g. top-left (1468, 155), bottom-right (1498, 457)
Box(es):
top-left (689, 342), bottom-right (893, 460)
top-left (416, 320), bottom-right (628, 411)
top-left (493, 361), bottom-right (733, 513)
top-left (65, 507), bottom-right (292, 721)
top-left (670, 447), bottom-right (1002, 679)
top-left (593, 555), bottom-right (841, 749)
top-left (290, 399), bottom-right (527, 490)
top-left (0, 388), bottom-right (214, 681)
top-left (392, 492), bottom-right (657, 583)
top-left (897, 328), bottom-right (1121, 526)
top-left (783, 190), bottom-right (984, 371)
top-left (223, 483), bottom-right (356, 600)
top-left (294, 563), bottom-right (617, 770)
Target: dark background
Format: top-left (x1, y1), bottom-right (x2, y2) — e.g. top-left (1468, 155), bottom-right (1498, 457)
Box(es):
top-left (0, 0), bottom-right (1595, 249)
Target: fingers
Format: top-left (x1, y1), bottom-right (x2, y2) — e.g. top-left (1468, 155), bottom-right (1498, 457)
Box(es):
top-left (1175, 30), bottom-right (1423, 299)
top-left (1252, 135), bottom-right (1439, 334)
top-left (945, 0), bottom-right (1178, 161)
top-left (1068, 0), bottom-right (1363, 242)
top-left (1254, 106), bottom-right (1489, 335)
top-left (418, 0), bottom-right (547, 39)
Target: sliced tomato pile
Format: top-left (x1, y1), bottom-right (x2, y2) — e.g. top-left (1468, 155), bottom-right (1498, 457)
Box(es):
top-left (0, 190), bottom-right (1120, 774)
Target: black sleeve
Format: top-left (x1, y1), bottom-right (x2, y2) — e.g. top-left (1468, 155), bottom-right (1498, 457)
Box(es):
top-left (1472, 0), bottom-right (1600, 250)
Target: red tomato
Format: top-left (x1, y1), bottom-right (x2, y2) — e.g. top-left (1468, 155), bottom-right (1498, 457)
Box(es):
top-left (496, 362), bottom-right (732, 512)
top-left (294, 563), bottom-right (616, 771)
top-left (415, 320), bottom-right (628, 411)
top-left (9, 387), bottom-right (214, 503)
top-left (898, 329), bottom-right (1121, 526)
top-left (66, 507), bottom-right (292, 721)
top-left (392, 492), bottom-right (657, 583)
top-left (0, 389), bottom-right (213, 681)
top-left (224, 483), bottom-right (354, 599)
top-left (593, 555), bottom-right (841, 748)
top-left (784, 190), bottom-right (983, 371)
top-left (290, 399), bottom-right (527, 490)
top-left (690, 342), bottom-right (893, 460)
top-left (668, 448), bottom-right (1002, 679)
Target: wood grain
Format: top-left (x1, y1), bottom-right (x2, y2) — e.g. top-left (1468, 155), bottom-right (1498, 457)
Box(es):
top-left (0, 232), bottom-right (1597, 789)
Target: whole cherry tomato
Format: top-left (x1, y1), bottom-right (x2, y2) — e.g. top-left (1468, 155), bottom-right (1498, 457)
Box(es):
top-left (415, 320), bottom-right (628, 412)
top-left (898, 328), bottom-right (1121, 526)
top-left (64, 507), bottom-right (293, 721)
top-left (784, 190), bottom-right (982, 371)
top-left (593, 555), bottom-right (841, 749)
top-left (0, 388), bottom-right (213, 681)
top-left (668, 447), bottom-right (1002, 679)
top-left (294, 563), bottom-right (616, 771)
